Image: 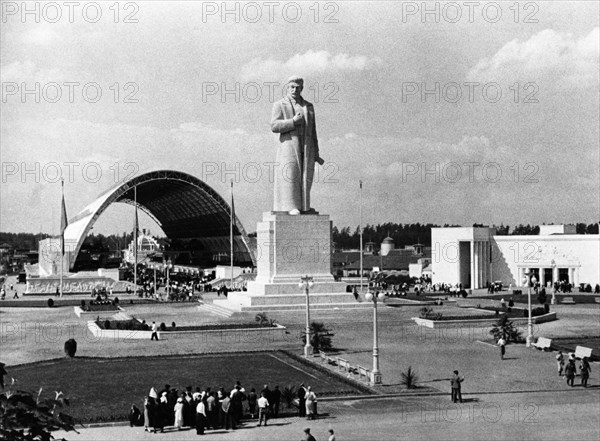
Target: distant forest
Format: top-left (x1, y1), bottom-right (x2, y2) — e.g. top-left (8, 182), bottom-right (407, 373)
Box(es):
top-left (1, 222), bottom-right (598, 251)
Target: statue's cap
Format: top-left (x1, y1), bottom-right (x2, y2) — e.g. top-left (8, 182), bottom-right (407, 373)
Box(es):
top-left (286, 75), bottom-right (304, 86)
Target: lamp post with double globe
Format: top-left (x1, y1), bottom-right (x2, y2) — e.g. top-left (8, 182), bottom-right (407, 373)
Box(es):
top-left (365, 289), bottom-right (384, 384)
top-left (299, 275), bottom-right (315, 357)
top-left (524, 272), bottom-right (534, 347)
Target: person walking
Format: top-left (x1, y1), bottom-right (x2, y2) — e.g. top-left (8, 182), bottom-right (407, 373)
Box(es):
top-left (305, 386), bottom-right (317, 420)
top-left (565, 359), bottom-right (576, 387)
top-left (580, 357), bottom-right (591, 387)
top-left (257, 391), bottom-right (269, 427)
top-left (556, 351), bottom-right (565, 376)
top-left (150, 322), bottom-right (159, 341)
top-left (497, 336), bottom-right (506, 360)
top-left (303, 427), bottom-right (317, 441)
top-left (450, 370), bottom-right (464, 403)
top-left (328, 428), bottom-right (336, 441)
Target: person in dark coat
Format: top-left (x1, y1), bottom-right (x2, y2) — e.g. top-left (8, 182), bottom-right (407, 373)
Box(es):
top-left (565, 360), bottom-right (576, 387)
top-left (298, 383), bottom-right (307, 417)
top-left (580, 357), bottom-right (591, 387)
top-left (261, 384), bottom-right (273, 415)
top-left (272, 385), bottom-right (281, 417)
top-left (450, 370), bottom-right (464, 403)
top-left (129, 404), bottom-right (142, 427)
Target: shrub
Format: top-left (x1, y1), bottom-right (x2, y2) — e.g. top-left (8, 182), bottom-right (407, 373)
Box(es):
top-left (114, 296), bottom-right (119, 304)
top-left (460, 290), bottom-right (468, 298)
top-left (301, 321), bottom-right (334, 351)
top-left (400, 366), bottom-right (419, 389)
top-left (544, 303), bottom-right (550, 313)
top-left (419, 307), bottom-right (443, 320)
top-left (171, 322), bottom-right (176, 329)
top-left (585, 284), bottom-right (592, 293)
top-left (80, 300), bottom-right (86, 309)
top-left (532, 306), bottom-right (546, 317)
top-left (595, 284), bottom-right (600, 294)
top-left (47, 298), bottom-right (54, 308)
top-left (513, 290), bottom-right (522, 295)
top-left (160, 322), bottom-right (167, 332)
top-left (104, 319), bottom-right (111, 330)
top-left (490, 315), bottom-right (522, 343)
top-left (281, 385), bottom-right (297, 410)
top-left (64, 338), bottom-right (77, 357)
top-left (508, 299), bottom-right (514, 307)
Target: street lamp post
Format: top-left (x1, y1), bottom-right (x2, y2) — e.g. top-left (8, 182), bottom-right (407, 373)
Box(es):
top-left (550, 260), bottom-right (557, 305)
top-left (299, 275), bottom-right (315, 357)
top-left (166, 259), bottom-right (172, 300)
top-left (523, 272), bottom-right (534, 347)
top-left (365, 289), bottom-right (384, 384)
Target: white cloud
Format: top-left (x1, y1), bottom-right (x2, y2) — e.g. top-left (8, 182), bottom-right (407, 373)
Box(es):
top-left (21, 26), bottom-right (62, 46)
top-left (240, 50), bottom-right (382, 81)
top-left (0, 60), bottom-right (68, 83)
top-left (467, 27), bottom-right (599, 88)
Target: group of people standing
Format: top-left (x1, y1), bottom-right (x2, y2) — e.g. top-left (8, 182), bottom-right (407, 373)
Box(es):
top-left (556, 352), bottom-right (592, 387)
top-left (131, 381), bottom-right (318, 435)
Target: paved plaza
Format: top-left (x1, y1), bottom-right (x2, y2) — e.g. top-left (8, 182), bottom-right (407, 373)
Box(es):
top-left (2, 276), bottom-right (599, 440)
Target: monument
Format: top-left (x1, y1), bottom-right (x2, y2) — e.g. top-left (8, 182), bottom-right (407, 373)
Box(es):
top-left (216, 76), bottom-right (368, 312)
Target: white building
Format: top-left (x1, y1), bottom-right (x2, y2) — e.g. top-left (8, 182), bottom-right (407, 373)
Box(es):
top-left (431, 225), bottom-right (599, 288)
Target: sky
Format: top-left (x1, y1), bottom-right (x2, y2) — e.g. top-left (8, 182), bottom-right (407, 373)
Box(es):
top-left (1, 1), bottom-right (599, 237)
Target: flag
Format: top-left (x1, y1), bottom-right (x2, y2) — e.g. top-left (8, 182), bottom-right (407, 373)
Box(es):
top-left (230, 180), bottom-right (234, 262)
top-left (133, 186), bottom-right (138, 261)
top-left (60, 180), bottom-right (68, 256)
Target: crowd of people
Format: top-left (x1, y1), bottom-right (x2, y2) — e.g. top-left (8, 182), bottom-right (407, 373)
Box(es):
top-left (129, 381), bottom-right (320, 435)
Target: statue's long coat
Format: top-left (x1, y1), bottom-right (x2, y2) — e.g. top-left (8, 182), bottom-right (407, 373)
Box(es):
top-left (270, 97), bottom-right (319, 212)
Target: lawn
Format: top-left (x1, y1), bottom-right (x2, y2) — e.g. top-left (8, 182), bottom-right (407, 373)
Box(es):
top-left (6, 351), bottom-right (371, 423)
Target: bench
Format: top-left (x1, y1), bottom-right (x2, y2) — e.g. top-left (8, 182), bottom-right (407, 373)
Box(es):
top-left (561, 297), bottom-right (576, 304)
top-left (320, 350), bottom-right (336, 366)
top-left (574, 346), bottom-right (593, 360)
top-left (532, 337), bottom-right (552, 351)
top-left (337, 357), bottom-right (349, 371)
top-left (358, 365), bottom-right (371, 383)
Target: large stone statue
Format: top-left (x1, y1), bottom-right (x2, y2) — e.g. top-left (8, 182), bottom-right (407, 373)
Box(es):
top-left (271, 76), bottom-right (324, 215)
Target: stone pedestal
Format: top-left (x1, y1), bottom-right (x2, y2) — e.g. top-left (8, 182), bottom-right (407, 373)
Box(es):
top-left (214, 212), bottom-right (369, 312)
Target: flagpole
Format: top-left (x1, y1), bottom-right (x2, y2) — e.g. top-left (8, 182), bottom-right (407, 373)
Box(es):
top-left (134, 186), bottom-right (138, 297)
top-left (359, 180), bottom-right (363, 294)
top-left (60, 180), bottom-right (65, 297)
top-left (230, 180), bottom-right (234, 290)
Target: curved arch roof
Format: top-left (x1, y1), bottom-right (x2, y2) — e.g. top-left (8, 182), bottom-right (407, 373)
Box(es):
top-left (64, 170), bottom-right (255, 270)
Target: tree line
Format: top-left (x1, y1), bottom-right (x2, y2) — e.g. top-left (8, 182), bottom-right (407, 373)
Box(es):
top-left (1, 222), bottom-right (598, 252)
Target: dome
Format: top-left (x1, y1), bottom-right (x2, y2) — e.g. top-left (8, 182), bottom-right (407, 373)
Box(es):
top-left (382, 237), bottom-right (394, 244)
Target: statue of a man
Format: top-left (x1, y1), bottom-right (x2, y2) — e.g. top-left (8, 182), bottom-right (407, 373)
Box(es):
top-left (271, 76), bottom-right (324, 215)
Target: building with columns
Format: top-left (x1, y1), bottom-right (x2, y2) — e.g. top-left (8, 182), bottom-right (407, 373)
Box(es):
top-left (431, 225), bottom-right (599, 289)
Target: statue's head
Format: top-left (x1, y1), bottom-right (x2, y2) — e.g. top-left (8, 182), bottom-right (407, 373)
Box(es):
top-left (286, 75), bottom-right (304, 99)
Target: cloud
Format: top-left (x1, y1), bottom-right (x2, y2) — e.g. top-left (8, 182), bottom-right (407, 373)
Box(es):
top-left (21, 26), bottom-right (62, 46)
top-left (240, 50), bottom-right (382, 81)
top-left (467, 27), bottom-right (599, 88)
top-left (0, 60), bottom-right (68, 83)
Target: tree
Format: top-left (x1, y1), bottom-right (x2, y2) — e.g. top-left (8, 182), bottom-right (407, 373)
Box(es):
top-left (489, 315), bottom-right (522, 343)
top-left (301, 322), bottom-right (334, 352)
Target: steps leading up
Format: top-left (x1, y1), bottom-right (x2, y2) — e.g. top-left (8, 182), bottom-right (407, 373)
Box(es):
top-left (197, 302), bottom-right (236, 318)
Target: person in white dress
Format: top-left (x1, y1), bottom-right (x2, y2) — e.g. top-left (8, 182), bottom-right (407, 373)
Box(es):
top-left (174, 397), bottom-right (184, 429)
